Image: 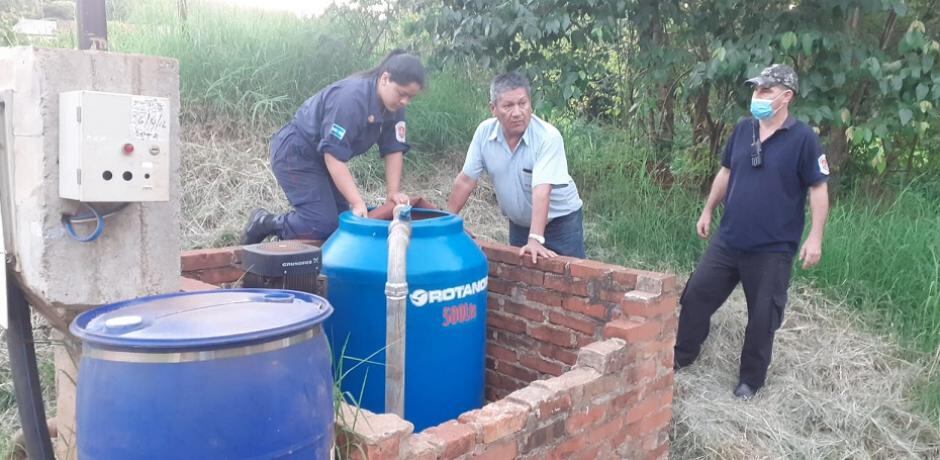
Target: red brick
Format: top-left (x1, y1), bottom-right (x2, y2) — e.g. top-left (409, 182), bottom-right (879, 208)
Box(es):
top-left (562, 296), bottom-right (609, 320)
top-left (625, 395), bottom-right (661, 424)
top-left (583, 374), bottom-right (623, 400)
top-left (610, 269), bottom-right (639, 290)
top-left (586, 415), bottom-right (624, 444)
top-left (487, 343), bottom-right (517, 362)
top-left (636, 272), bottom-right (677, 296)
top-left (487, 293), bottom-right (505, 310)
top-left (524, 288), bottom-right (564, 307)
top-left (566, 404), bottom-right (608, 434)
top-left (649, 373), bottom-right (675, 392)
top-left (423, 420), bottom-right (476, 458)
top-left (632, 340), bottom-right (673, 361)
top-left (347, 437), bottom-right (400, 460)
top-left (658, 389), bottom-right (673, 408)
top-left (488, 262), bottom-right (502, 277)
top-left (479, 241), bottom-right (523, 265)
top-left (194, 267), bottom-right (245, 285)
top-left (548, 311), bottom-right (600, 335)
top-left (664, 316), bottom-right (678, 334)
top-left (621, 295), bottom-right (678, 319)
top-left (569, 445), bottom-right (602, 460)
top-left (539, 344), bottom-right (578, 366)
top-left (520, 354), bottom-right (567, 376)
top-left (488, 311), bottom-right (528, 334)
top-left (599, 289), bottom-right (628, 303)
top-left (645, 441), bottom-right (670, 460)
top-left (404, 433), bottom-right (441, 460)
top-left (502, 301), bottom-right (546, 322)
top-left (488, 277), bottom-right (515, 295)
top-left (612, 390), bottom-right (640, 409)
top-left (633, 359), bottom-right (658, 384)
top-left (522, 418), bottom-right (566, 453)
top-left (543, 273), bottom-right (591, 296)
top-left (568, 259), bottom-right (615, 280)
top-left (180, 247), bottom-right (239, 272)
top-left (486, 369), bottom-right (525, 393)
top-left (497, 361), bottom-right (539, 383)
top-left (472, 438), bottom-right (519, 459)
top-left (492, 332), bottom-right (534, 354)
top-left (537, 392), bottom-right (572, 420)
top-left (604, 320), bottom-right (660, 343)
top-left (529, 325), bottom-right (575, 348)
top-left (486, 387), bottom-right (509, 402)
top-left (627, 408), bottom-right (672, 437)
top-left (500, 265), bottom-right (545, 286)
top-left (458, 401), bottom-right (529, 444)
top-left (179, 276), bottom-right (218, 291)
top-left (521, 254), bottom-right (571, 274)
top-left (575, 332), bottom-right (598, 348)
top-left (551, 433), bottom-right (589, 459)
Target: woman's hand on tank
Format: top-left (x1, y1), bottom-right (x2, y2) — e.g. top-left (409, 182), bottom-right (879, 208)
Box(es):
top-left (351, 201), bottom-right (369, 218)
top-left (386, 192), bottom-right (410, 206)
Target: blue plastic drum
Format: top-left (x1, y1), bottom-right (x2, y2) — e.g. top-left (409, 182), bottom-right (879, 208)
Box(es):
top-left (70, 289), bottom-right (334, 460)
top-left (321, 209), bottom-right (488, 431)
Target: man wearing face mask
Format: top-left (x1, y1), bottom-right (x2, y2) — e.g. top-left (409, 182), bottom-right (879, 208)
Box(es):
top-left (446, 72), bottom-right (584, 262)
top-left (673, 64), bottom-right (830, 399)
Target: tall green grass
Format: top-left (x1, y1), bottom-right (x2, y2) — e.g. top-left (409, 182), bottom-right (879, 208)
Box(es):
top-left (87, 0), bottom-right (939, 425)
top-left (559, 117), bottom-right (940, 421)
top-left (105, 0), bottom-right (487, 156)
top-left (108, 0), bottom-right (371, 125)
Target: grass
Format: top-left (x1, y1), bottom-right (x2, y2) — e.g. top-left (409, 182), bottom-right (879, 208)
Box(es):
top-left (3, 0), bottom-right (937, 453)
top-left (558, 116), bottom-right (940, 423)
top-left (106, 0), bottom-right (371, 126)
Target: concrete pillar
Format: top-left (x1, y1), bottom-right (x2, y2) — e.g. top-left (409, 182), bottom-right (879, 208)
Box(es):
top-left (0, 47), bottom-right (181, 459)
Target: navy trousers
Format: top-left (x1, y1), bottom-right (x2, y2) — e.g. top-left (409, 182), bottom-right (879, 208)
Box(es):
top-left (674, 238), bottom-right (794, 388)
top-left (269, 125), bottom-right (348, 240)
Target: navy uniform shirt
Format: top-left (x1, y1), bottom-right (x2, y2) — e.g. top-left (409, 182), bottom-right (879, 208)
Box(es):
top-left (289, 76), bottom-right (409, 163)
top-left (718, 116), bottom-right (829, 253)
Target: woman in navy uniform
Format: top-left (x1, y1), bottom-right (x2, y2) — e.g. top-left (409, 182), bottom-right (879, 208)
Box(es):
top-left (241, 50), bottom-right (425, 243)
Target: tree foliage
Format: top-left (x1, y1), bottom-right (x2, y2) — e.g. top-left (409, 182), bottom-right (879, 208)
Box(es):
top-left (408, 0), bottom-right (940, 188)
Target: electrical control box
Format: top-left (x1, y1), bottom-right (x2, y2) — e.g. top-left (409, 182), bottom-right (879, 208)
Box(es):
top-left (59, 91), bottom-right (171, 202)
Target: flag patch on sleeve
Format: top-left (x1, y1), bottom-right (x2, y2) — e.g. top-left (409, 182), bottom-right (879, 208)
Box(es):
top-left (330, 123), bottom-right (346, 141)
top-left (818, 154), bottom-right (830, 175)
top-left (395, 121), bottom-right (406, 143)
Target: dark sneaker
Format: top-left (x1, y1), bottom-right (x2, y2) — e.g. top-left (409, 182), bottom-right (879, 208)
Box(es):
top-left (240, 208), bottom-right (275, 245)
top-left (733, 382), bottom-right (758, 400)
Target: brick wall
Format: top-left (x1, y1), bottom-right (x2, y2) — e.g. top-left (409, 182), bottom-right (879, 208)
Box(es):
top-left (179, 239), bottom-right (678, 459)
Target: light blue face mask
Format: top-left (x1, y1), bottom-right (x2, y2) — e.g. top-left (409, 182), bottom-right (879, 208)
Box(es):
top-left (750, 91), bottom-right (788, 120)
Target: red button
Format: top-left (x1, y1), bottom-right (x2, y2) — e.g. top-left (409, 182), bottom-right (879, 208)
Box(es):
top-left (122, 143), bottom-right (134, 155)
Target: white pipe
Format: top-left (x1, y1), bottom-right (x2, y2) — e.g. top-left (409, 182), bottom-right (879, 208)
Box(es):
top-left (384, 204), bottom-right (411, 417)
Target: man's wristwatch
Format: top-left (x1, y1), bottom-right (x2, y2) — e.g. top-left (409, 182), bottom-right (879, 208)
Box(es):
top-left (528, 233), bottom-right (545, 245)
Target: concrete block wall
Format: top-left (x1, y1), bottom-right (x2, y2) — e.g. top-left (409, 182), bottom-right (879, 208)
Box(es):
top-left (1, 46), bottom-right (181, 459)
top-left (180, 239), bottom-right (678, 459)
top-left (0, 47), bottom-right (181, 313)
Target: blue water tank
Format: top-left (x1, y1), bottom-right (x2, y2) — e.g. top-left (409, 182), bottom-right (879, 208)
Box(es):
top-left (321, 209), bottom-right (488, 431)
top-left (70, 289), bottom-right (334, 460)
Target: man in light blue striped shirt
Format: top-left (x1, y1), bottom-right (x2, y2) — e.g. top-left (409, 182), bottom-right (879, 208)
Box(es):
top-left (447, 73), bottom-right (585, 262)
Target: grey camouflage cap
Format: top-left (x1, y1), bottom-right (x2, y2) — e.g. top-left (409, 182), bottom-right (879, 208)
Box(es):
top-left (745, 64), bottom-right (799, 94)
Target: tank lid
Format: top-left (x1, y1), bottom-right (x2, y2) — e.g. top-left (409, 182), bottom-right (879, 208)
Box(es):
top-left (337, 208), bottom-right (465, 237)
top-left (70, 289), bottom-right (333, 350)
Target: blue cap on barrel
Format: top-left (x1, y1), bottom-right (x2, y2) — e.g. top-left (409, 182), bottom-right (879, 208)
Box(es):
top-left (71, 289), bottom-right (333, 350)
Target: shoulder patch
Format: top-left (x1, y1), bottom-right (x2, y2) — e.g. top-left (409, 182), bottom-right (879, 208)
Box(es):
top-left (818, 154), bottom-right (830, 175)
top-left (395, 121), bottom-right (406, 143)
top-left (330, 123), bottom-right (346, 141)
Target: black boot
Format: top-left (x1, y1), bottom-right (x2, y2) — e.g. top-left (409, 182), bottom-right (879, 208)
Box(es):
top-left (240, 208), bottom-right (276, 245)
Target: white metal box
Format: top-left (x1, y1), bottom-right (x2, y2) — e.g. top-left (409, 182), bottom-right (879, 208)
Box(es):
top-left (59, 91), bottom-right (171, 202)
